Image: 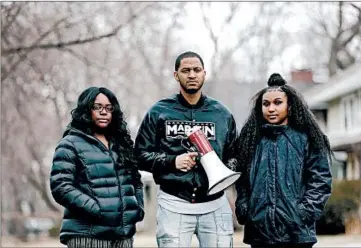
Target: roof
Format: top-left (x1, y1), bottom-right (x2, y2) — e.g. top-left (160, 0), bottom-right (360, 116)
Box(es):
top-left (303, 63), bottom-right (361, 109)
top-left (330, 129), bottom-right (361, 150)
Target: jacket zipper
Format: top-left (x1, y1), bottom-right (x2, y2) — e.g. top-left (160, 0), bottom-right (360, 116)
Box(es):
top-left (283, 133), bottom-right (303, 196)
top-left (96, 139), bottom-right (124, 229)
top-left (272, 140), bottom-right (279, 236)
top-left (110, 153), bottom-right (123, 229)
top-left (68, 129), bottom-right (123, 224)
top-left (191, 105), bottom-right (195, 121)
top-left (190, 106), bottom-right (198, 200)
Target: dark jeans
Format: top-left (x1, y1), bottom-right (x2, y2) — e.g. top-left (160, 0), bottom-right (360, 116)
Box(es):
top-left (251, 244), bottom-right (313, 248)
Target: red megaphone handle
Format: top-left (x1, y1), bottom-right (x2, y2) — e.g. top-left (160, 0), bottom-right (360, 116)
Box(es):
top-left (188, 130), bottom-right (214, 155)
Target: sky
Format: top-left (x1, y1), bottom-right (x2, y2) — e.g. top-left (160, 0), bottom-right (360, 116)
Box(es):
top-left (172, 2), bottom-right (329, 82)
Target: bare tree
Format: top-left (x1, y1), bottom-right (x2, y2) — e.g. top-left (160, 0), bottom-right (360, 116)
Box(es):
top-left (298, 2), bottom-right (361, 77)
top-left (198, 2), bottom-right (291, 83)
top-left (1, 2), bottom-right (155, 81)
top-left (1, 2), bottom-right (161, 217)
top-left (196, 2), bottom-right (292, 125)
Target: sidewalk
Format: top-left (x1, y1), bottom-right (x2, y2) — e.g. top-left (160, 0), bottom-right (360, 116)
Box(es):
top-left (133, 231), bottom-right (361, 247)
top-left (2, 231), bottom-right (361, 247)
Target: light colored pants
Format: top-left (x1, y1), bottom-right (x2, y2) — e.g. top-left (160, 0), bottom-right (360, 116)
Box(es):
top-left (156, 203), bottom-right (234, 247)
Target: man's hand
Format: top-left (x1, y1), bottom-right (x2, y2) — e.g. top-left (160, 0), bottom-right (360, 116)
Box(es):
top-left (175, 152), bottom-right (199, 172)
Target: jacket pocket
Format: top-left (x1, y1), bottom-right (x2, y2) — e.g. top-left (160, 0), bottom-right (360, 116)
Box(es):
top-left (297, 202), bottom-right (313, 225)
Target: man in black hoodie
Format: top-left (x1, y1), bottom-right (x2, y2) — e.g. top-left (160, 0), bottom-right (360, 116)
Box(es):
top-left (135, 51), bottom-right (237, 247)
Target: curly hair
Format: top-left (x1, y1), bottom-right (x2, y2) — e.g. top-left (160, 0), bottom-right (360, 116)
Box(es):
top-left (235, 73), bottom-right (332, 175)
top-left (69, 86), bottom-right (137, 169)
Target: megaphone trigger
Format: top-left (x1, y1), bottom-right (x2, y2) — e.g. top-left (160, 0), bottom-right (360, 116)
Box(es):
top-left (192, 153), bottom-right (201, 162)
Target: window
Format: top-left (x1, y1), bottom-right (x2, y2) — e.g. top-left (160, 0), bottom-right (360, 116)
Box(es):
top-left (341, 91), bottom-right (361, 131)
top-left (332, 152), bottom-right (348, 180)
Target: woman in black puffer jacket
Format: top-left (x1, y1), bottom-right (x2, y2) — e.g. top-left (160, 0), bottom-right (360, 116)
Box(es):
top-left (50, 87), bottom-right (144, 248)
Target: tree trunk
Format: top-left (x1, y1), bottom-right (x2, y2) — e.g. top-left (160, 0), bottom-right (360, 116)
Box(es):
top-left (328, 40), bottom-right (339, 77)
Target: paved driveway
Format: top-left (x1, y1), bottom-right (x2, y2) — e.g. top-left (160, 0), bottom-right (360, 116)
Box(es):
top-left (2, 231), bottom-right (361, 247)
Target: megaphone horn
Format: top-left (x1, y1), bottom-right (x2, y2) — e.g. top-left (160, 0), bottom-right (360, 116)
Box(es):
top-left (186, 127), bottom-right (241, 195)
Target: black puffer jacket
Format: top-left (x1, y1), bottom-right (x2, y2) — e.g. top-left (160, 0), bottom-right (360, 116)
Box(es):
top-left (50, 128), bottom-right (144, 245)
top-left (135, 93), bottom-right (237, 203)
top-left (235, 125), bottom-right (332, 245)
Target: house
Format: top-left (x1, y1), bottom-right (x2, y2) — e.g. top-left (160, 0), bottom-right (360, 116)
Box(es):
top-left (302, 64), bottom-right (361, 180)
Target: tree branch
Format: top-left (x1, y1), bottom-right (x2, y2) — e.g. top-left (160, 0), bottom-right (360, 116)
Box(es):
top-left (199, 2), bottom-right (218, 45)
top-left (199, 2), bottom-right (220, 76)
top-left (311, 3), bottom-right (333, 38)
top-left (220, 2), bottom-right (240, 32)
top-left (62, 47), bottom-right (110, 72)
top-left (350, 3), bottom-right (361, 13)
top-left (339, 6), bottom-right (361, 47)
top-left (159, 2), bottom-right (186, 86)
top-left (2, 23), bottom-right (114, 55)
top-left (2, 3), bottom-right (154, 56)
top-left (127, 4), bottom-right (159, 86)
top-left (338, 2), bottom-right (343, 36)
top-left (1, 3), bottom-right (24, 39)
top-left (1, 17), bottom-right (67, 81)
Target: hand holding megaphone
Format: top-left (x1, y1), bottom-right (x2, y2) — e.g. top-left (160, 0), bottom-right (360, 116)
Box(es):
top-left (175, 152), bottom-right (199, 172)
top-left (186, 126), bottom-right (241, 195)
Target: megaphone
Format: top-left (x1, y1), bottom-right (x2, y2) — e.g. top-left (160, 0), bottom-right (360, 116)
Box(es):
top-left (186, 127), bottom-right (241, 195)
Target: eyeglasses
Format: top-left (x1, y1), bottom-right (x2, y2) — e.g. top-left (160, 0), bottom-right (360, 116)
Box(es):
top-left (92, 104), bottom-right (114, 113)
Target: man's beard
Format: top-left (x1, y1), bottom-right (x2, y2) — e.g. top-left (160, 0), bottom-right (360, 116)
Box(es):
top-left (180, 81), bottom-right (204, 94)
